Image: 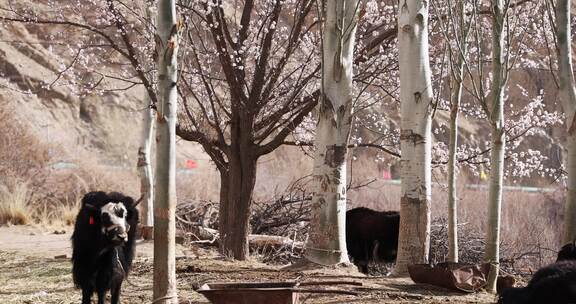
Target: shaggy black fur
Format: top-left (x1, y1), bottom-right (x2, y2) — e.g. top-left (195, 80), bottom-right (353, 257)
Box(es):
top-left (497, 260), bottom-right (576, 304)
top-left (71, 191), bottom-right (139, 304)
top-left (346, 207), bottom-right (400, 273)
top-left (557, 242), bottom-right (576, 262)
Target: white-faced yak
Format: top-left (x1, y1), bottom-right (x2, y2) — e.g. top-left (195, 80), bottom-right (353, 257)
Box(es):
top-left (346, 207), bottom-right (400, 273)
top-left (497, 260), bottom-right (576, 304)
top-left (71, 191), bottom-right (139, 304)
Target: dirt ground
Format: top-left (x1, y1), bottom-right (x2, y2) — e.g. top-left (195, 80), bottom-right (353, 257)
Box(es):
top-left (0, 226), bottom-right (498, 304)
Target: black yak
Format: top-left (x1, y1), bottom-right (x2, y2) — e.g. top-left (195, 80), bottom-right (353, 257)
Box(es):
top-left (557, 241), bottom-right (576, 262)
top-left (72, 191), bottom-right (139, 304)
top-left (346, 207), bottom-right (400, 273)
top-left (497, 260), bottom-right (576, 304)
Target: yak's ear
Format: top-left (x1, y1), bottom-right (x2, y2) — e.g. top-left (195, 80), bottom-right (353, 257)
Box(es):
top-left (120, 195), bottom-right (138, 208)
top-left (81, 191), bottom-right (108, 209)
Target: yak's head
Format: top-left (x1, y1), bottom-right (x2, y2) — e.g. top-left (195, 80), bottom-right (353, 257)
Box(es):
top-left (82, 191), bottom-right (139, 246)
top-left (100, 201), bottom-right (131, 245)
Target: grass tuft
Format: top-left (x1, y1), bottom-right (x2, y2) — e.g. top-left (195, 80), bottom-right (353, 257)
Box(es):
top-left (0, 182), bottom-right (32, 225)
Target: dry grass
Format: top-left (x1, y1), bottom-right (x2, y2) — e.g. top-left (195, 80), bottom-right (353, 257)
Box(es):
top-left (0, 182), bottom-right (32, 225)
top-left (0, 107), bottom-right (50, 178)
top-left (0, 106), bottom-right (48, 225)
top-left (0, 105), bottom-right (139, 227)
top-left (0, 249), bottom-right (497, 304)
top-left (0, 251), bottom-right (77, 304)
top-left (0, 175), bottom-right (83, 227)
top-left (54, 203), bottom-right (79, 226)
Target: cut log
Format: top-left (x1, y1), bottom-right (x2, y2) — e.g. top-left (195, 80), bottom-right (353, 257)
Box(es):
top-left (248, 234), bottom-right (304, 249)
top-left (186, 226), bottom-right (303, 249)
top-left (187, 226), bottom-right (219, 244)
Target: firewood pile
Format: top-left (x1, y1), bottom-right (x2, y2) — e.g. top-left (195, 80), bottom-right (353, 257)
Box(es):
top-left (429, 217), bottom-right (486, 265)
top-left (175, 187), bottom-right (311, 264)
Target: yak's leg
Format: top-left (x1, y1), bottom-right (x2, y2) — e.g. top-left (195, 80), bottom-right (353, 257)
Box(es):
top-left (96, 289), bottom-right (106, 304)
top-left (372, 240), bottom-right (381, 263)
top-left (359, 262), bottom-right (369, 274)
top-left (359, 241), bottom-right (370, 274)
top-left (81, 286), bottom-right (93, 304)
top-left (110, 280), bottom-right (123, 304)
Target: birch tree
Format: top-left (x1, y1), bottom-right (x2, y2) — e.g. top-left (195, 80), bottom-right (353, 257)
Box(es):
top-left (445, 8), bottom-right (467, 263)
top-left (483, 0), bottom-right (507, 292)
top-left (554, 0), bottom-right (576, 244)
top-left (395, 0), bottom-right (433, 275)
top-left (138, 99), bottom-right (155, 240)
top-left (138, 3), bottom-right (157, 241)
top-left (434, 0), bottom-right (472, 264)
top-left (304, 0), bottom-right (359, 265)
top-left (447, 0), bottom-right (557, 291)
top-left (153, 0), bottom-right (180, 302)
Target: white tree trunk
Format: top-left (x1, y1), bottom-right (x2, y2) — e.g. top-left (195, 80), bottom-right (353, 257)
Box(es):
top-left (556, 0), bottom-right (576, 244)
top-left (153, 0), bottom-right (179, 303)
top-left (447, 63), bottom-right (463, 263)
top-left (394, 0), bottom-right (433, 275)
top-left (138, 1), bottom-right (157, 241)
top-left (484, 0), bottom-right (506, 293)
top-left (305, 0), bottom-right (358, 265)
top-left (138, 98), bottom-right (155, 240)
top-left (446, 0), bottom-right (468, 263)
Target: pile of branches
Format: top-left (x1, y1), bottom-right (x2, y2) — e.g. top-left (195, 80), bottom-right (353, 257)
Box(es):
top-left (174, 178), bottom-right (313, 264)
top-left (250, 195), bottom-right (311, 264)
top-left (251, 196), bottom-right (312, 236)
top-left (429, 217), bottom-right (487, 265)
top-left (250, 177), bottom-right (313, 263)
top-left (175, 200), bottom-right (219, 230)
top-left (429, 217), bottom-right (556, 277)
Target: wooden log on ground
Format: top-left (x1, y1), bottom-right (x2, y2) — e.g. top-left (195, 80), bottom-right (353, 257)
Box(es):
top-left (186, 226), bottom-right (303, 249)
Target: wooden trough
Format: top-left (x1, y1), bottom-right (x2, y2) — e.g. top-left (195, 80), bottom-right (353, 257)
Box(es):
top-left (408, 262), bottom-right (490, 292)
top-left (196, 280), bottom-right (362, 304)
top-left (408, 262), bottom-right (515, 293)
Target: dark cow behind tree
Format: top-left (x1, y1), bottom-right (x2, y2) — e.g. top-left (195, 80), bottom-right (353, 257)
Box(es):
top-left (497, 260), bottom-right (576, 304)
top-left (346, 207), bottom-right (400, 273)
top-left (72, 191), bottom-right (139, 304)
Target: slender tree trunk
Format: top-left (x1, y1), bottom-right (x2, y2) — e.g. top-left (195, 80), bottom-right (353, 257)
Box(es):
top-left (484, 126), bottom-right (505, 293)
top-left (304, 0), bottom-right (358, 265)
top-left (153, 0), bottom-right (179, 302)
top-left (394, 0), bottom-right (433, 275)
top-left (484, 0), bottom-right (506, 293)
top-left (565, 135), bottom-right (576, 243)
top-left (447, 64), bottom-right (463, 263)
top-left (139, 0), bottom-right (157, 241)
top-left (555, 0), bottom-right (576, 244)
top-left (138, 98), bottom-right (155, 240)
top-left (446, 1), bottom-right (468, 263)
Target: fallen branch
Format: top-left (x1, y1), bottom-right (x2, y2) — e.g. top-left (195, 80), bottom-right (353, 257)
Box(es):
top-left (184, 225), bottom-right (304, 249)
